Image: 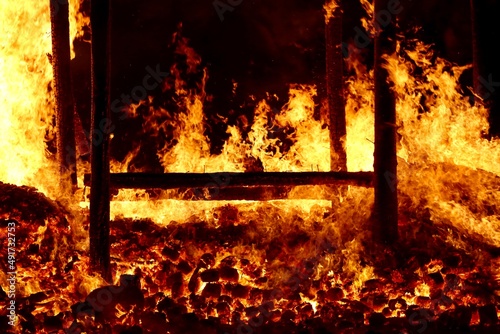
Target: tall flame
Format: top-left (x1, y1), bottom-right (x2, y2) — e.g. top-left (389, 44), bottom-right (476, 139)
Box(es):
top-left (0, 0), bottom-right (86, 198)
top-left (0, 0), bottom-right (56, 196)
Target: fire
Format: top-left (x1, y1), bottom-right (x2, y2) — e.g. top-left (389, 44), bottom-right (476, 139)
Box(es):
top-left (122, 40), bottom-right (330, 175)
top-left (0, 0), bottom-right (57, 197)
top-left (323, 0), bottom-right (340, 23)
top-left (1, 1), bottom-right (500, 332)
top-left (0, 0), bottom-right (87, 199)
top-left (359, 0), bottom-right (375, 36)
top-left (345, 52), bottom-right (375, 171)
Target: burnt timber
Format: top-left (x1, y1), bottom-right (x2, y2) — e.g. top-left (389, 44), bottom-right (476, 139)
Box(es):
top-left (83, 171), bottom-right (373, 191)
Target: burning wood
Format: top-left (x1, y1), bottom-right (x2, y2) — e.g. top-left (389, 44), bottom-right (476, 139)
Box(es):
top-left (83, 171), bottom-right (373, 191)
top-left (89, 0), bottom-right (112, 282)
top-left (2, 174), bottom-right (500, 332)
top-left (50, 0), bottom-right (77, 191)
top-left (372, 0), bottom-right (398, 244)
top-left (2, 1), bottom-right (500, 333)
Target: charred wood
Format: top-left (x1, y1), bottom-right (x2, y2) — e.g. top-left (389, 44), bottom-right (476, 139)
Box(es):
top-left (49, 0), bottom-right (77, 190)
top-left (83, 171), bottom-right (373, 193)
top-left (89, 0), bottom-right (112, 282)
top-left (373, 0), bottom-right (399, 244)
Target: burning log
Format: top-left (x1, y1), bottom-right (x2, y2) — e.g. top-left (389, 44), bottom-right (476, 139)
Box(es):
top-left (325, 0), bottom-right (347, 171)
top-left (373, 0), bottom-right (399, 244)
top-left (83, 171), bottom-right (373, 191)
top-left (49, 0), bottom-right (77, 190)
top-left (89, 0), bottom-right (112, 281)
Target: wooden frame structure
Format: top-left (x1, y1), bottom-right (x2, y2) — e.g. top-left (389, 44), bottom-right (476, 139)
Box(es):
top-left (52, 0), bottom-right (399, 280)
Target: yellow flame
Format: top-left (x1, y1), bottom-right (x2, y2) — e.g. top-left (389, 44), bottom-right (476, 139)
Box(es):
top-left (414, 282), bottom-right (430, 297)
top-left (0, 0), bottom-right (86, 198)
top-left (323, 0), bottom-right (340, 23)
top-left (0, 0), bottom-right (56, 195)
top-left (359, 0), bottom-right (375, 36)
top-left (345, 58), bottom-right (375, 171)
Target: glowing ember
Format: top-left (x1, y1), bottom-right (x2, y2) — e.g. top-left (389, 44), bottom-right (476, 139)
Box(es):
top-left (0, 1), bottom-right (499, 333)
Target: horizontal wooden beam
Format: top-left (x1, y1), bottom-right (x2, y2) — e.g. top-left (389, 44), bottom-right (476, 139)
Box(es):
top-left (83, 171), bottom-right (373, 190)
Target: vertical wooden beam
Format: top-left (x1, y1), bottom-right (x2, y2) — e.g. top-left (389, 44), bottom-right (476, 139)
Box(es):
top-left (470, 0), bottom-right (500, 137)
top-left (90, 0), bottom-right (112, 282)
top-left (50, 0), bottom-right (77, 191)
top-left (471, 0), bottom-right (484, 96)
top-left (373, 0), bottom-right (398, 244)
top-left (325, 0), bottom-right (347, 171)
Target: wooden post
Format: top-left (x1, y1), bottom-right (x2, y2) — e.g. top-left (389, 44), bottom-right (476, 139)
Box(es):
top-left (373, 0), bottom-right (398, 244)
top-left (325, 0), bottom-right (347, 171)
top-left (49, 0), bottom-right (77, 191)
top-left (89, 0), bottom-right (112, 282)
top-left (470, 0), bottom-right (500, 137)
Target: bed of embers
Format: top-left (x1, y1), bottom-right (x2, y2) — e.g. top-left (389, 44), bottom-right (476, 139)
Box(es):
top-left (1, 175), bottom-right (499, 334)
